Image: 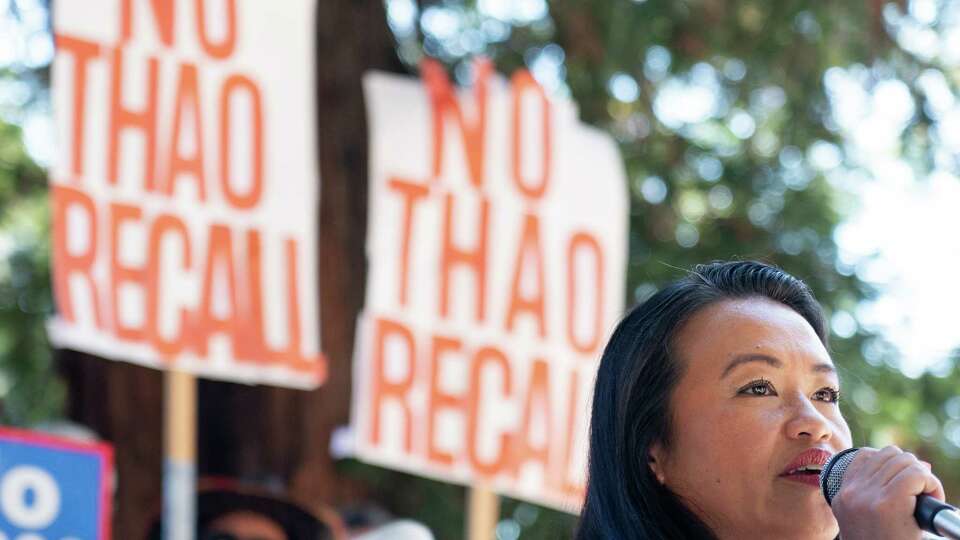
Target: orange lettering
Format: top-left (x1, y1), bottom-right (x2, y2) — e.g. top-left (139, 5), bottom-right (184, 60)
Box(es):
top-left (145, 214), bottom-right (193, 357)
top-left (196, 0), bottom-right (237, 59)
top-left (467, 346), bottom-right (512, 477)
top-left (427, 335), bottom-right (465, 466)
top-left (369, 317), bottom-right (416, 453)
top-left (219, 75), bottom-right (264, 209)
top-left (109, 203), bottom-right (147, 340)
top-left (388, 177), bottom-right (429, 306)
top-left (120, 0), bottom-right (175, 46)
top-left (505, 213), bottom-right (546, 337)
top-left (511, 70), bottom-right (551, 200)
top-left (54, 34), bottom-right (100, 178)
top-left (559, 369), bottom-right (586, 498)
top-left (50, 186), bottom-right (103, 327)
top-left (439, 193), bottom-right (488, 322)
top-left (567, 232), bottom-right (604, 354)
top-left (195, 224), bottom-right (239, 355)
top-left (164, 63), bottom-right (206, 201)
top-left (237, 229), bottom-right (267, 362)
top-left (108, 48), bottom-right (159, 191)
top-left (512, 358), bottom-right (552, 475)
top-left (421, 58), bottom-right (492, 188)
top-left (279, 237), bottom-right (318, 374)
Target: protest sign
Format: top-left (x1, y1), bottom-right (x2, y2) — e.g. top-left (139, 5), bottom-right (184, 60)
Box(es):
top-left (352, 60), bottom-right (628, 511)
top-left (48, 0), bottom-right (323, 388)
top-left (0, 427), bottom-right (113, 540)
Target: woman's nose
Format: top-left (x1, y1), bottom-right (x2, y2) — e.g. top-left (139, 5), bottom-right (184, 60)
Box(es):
top-left (784, 395), bottom-right (832, 441)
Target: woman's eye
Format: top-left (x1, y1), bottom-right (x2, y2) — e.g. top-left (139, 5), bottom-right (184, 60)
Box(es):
top-left (813, 387), bottom-right (841, 403)
top-left (739, 379), bottom-right (776, 397)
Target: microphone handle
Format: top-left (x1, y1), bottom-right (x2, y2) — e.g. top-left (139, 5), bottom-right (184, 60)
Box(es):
top-left (916, 494), bottom-right (960, 539)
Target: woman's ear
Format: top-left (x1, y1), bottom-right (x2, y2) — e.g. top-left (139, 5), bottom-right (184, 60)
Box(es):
top-left (648, 442), bottom-right (667, 485)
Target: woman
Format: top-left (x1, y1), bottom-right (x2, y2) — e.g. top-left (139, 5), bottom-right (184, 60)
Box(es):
top-left (577, 260), bottom-right (946, 539)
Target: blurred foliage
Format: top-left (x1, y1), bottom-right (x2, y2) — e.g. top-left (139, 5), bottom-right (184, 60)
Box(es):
top-left (0, 0), bottom-right (63, 425)
top-left (0, 117), bottom-right (63, 425)
top-left (2, 0), bottom-right (960, 538)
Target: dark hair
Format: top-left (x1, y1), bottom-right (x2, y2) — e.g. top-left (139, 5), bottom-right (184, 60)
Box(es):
top-left (576, 260), bottom-right (828, 540)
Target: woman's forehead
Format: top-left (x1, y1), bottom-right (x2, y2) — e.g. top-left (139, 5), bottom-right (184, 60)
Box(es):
top-left (674, 297), bottom-right (833, 371)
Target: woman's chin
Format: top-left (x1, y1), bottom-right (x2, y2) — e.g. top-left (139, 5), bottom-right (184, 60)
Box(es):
top-left (767, 480), bottom-right (839, 539)
top-left (719, 506), bottom-right (838, 540)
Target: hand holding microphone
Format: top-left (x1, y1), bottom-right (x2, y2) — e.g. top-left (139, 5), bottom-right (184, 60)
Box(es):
top-left (820, 446), bottom-right (959, 539)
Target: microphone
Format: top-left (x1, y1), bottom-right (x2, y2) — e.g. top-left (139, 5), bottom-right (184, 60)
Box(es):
top-left (820, 448), bottom-right (960, 539)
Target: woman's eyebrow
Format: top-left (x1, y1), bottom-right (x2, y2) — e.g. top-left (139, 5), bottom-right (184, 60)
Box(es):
top-left (721, 353), bottom-right (781, 379)
top-left (720, 353), bottom-right (837, 379)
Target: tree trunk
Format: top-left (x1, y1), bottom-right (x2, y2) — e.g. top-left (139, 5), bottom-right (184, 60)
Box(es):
top-left (60, 2), bottom-right (404, 537)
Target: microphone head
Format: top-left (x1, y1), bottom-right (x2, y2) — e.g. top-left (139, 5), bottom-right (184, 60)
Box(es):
top-left (820, 447), bottom-right (860, 505)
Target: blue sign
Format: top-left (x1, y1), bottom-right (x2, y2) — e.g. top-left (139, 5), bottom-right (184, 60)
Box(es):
top-left (0, 428), bottom-right (112, 540)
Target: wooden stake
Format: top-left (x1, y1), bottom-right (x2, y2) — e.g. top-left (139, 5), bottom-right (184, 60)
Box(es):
top-left (466, 486), bottom-right (500, 540)
top-left (163, 370), bottom-right (197, 540)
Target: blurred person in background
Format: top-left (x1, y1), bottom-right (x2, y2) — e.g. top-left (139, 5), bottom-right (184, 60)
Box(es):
top-left (144, 479), bottom-right (434, 540)
top-left (145, 480), bottom-right (330, 540)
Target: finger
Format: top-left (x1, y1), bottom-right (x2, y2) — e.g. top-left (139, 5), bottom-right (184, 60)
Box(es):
top-left (930, 482), bottom-right (947, 502)
top-left (886, 462), bottom-right (945, 502)
top-left (875, 452), bottom-right (923, 487)
top-left (914, 460), bottom-right (943, 500)
top-left (837, 447), bottom-right (876, 479)
top-left (847, 446), bottom-right (903, 484)
top-left (926, 473), bottom-right (946, 502)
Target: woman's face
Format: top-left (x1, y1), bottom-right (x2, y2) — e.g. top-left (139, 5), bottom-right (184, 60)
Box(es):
top-left (649, 297), bottom-right (852, 540)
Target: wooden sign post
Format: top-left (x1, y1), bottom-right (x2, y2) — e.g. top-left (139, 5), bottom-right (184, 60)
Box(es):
top-left (467, 486), bottom-right (500, 540)
top-left (163, 370), bottom-right (197, 540)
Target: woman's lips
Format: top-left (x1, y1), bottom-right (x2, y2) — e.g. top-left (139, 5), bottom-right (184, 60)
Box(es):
top-left (781, 472), bottom-right (822, 487)
top-left (778, 447), bottom-right (833, 488)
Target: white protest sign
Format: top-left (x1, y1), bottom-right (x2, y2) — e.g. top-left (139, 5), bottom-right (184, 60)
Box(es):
top-left (352, 60), bottom-right (628, 511)
top-left (48, 0), bottom-right (323, 388)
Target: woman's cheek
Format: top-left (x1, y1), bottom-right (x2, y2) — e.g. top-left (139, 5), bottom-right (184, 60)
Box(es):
top-left (678, 407), bottom-right (765, 470)
top-left (828, 411), bottom-right (852, 445)
top-left (711, 405), bottom-right (785, 458)
top-left (722, 402), bottom-right (781, 435)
